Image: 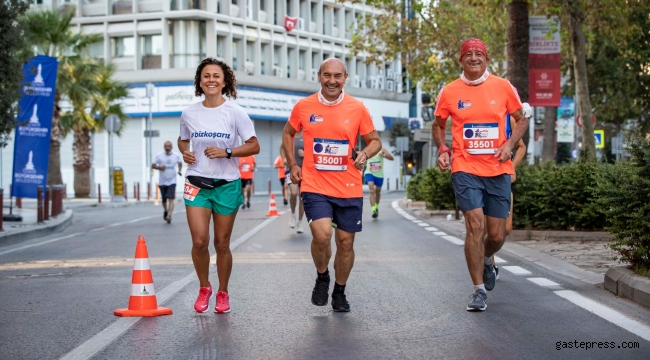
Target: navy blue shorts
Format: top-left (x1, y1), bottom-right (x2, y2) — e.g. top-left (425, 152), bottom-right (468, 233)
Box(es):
top-left (451, 172), bottom-right (511, 218)
top-left (364, 174), bottom-right (384, 187)
top-left (159, 184), bottom-right (176, 201)
top-left (301, 192), bottom-right (363, 233)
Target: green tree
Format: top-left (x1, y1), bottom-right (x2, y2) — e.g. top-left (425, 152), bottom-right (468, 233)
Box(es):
top-left (20, 8), bottom-right (102, 186)
top-left (507, 0), bottom-right (530, 147)
top-left (0, 0), bottom-right (30, 148)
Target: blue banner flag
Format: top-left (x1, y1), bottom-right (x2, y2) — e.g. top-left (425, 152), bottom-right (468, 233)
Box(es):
top-left (11, 56), bottom-right (58, 198)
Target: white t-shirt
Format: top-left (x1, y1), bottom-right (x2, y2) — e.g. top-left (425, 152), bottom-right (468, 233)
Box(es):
top-left (153, 151), bottom-right (182, 186)
top-left (179, 100), bottom-right (257, 180)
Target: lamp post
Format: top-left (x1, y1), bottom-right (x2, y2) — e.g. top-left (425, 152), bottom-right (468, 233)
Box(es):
top-left (146, 83), bottom-right (155, 196)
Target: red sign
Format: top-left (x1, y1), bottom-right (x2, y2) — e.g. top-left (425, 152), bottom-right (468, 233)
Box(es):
top-left (284, 16), bottom-right (298, 32)
top-left (529, 16), bottom-right (561, 107)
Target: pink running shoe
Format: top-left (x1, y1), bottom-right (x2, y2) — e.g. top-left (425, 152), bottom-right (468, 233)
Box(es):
top-left (194, 283), bottom-right (214, 313)
top-left (215, 291), bottom-right (231, 313)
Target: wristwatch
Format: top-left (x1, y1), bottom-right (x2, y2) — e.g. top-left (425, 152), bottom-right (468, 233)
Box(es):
top-left (226, 148), bottom-right (232, 159)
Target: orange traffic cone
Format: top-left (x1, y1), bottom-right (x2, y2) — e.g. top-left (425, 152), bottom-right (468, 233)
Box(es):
top-left (114, 235), bottom-right (172, 317)
top-left (265, 194), bottom-right (280, 217)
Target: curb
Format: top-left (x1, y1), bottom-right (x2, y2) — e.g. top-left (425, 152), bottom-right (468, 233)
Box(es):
top-left (398, 199), bottom-right (605, 286)
top-left (604, 267), bottom-right (650, 308)
top-left (0, 209), bottom-right (73, 246)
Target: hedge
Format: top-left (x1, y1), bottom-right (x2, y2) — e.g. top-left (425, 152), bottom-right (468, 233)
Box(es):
top-left (406, 132), bottom-right (650, 271)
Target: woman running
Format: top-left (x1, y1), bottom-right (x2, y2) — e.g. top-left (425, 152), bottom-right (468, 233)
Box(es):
top-left (179, 58), bottom-right (259, 313)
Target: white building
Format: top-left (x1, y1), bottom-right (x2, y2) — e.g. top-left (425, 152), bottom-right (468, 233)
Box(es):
top-left (2, 0), bottom-right (411, 197)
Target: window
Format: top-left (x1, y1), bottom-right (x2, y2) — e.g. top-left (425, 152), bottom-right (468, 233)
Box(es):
top-left (217, 36), bottom-right (226, 58)
top-left (260, 0), bottom-right (265, 11)
top-left (111, 36), bottom-right (134, 57)
top-left (232, 41), bottom-right (239, 70)
top-left (170, 20), bottom-right (206, 68)
top-left (299, 50), bottom-right (305, 70)
top-left (246, 41), bottom-right (254, 62)
top-left (141, 35), bottom-right (162, 55)
top-left (87, 41), bottom-right (104, 59)
top-left (273, 46), bottom-right (280, 66)
top-left (311, 3), bottom-right (317, 22)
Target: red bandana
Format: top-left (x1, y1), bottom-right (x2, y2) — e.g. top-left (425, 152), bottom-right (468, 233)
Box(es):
top-left (459, 38), bottom-right (489, 61)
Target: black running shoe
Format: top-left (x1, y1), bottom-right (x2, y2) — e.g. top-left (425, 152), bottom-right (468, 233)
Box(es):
top-left (241, 204), bottom-right (245, 210)
top-left (311, 277), bottom-right (329, 306)
top-left (371, 209), bottom-right (378, 219)
top-left (283, 198), bottom-right (288, 205)
top-left (332, 293), bottom-right (350, 312)
top-left (247, 201), bottom-right (250, 209)
top-left (164, 211), bottom-right (168, 220)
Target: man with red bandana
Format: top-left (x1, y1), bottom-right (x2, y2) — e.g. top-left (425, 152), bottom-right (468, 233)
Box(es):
top-left (432, 38), bottom-right (530, 311)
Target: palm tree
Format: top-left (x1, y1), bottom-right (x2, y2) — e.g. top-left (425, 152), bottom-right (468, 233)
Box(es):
top-left (20, 8), bottom-right (102, 186)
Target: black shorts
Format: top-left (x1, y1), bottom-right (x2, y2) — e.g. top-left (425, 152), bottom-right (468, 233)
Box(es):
top-left (451, 172), bottom-right (511, 218)
top-left (279, 178), bottom-right (286, 186)
top-left (302, 192), bottom-right (363, 233)
top-left (241, 179), bottom-right (253, 187)
top-left (159, 184), bottom-right (176, 202)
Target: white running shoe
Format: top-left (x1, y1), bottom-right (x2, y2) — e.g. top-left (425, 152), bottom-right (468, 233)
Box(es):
top-left (296, 221), bottom-right (304, 233)
top-left (289, 214), bottom-right (297, 228)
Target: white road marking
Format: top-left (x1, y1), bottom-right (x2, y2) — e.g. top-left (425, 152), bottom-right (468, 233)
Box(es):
top-left (527, 277), bottom-right (560, 287)
top-left (417, 223), bottom-right (429, 227)
top-left (433, 232), bottom-right (447, 236)
top-left (0, 233), bottom-right (83, 257)
top-left (493, 256), bottom-right (506, 263)
top-left (441, 235), bottom-right (465, 245)
top-left (59, 213), bottom-right (282, 360)
top-left (555, 290), bottom-right (650, 342)
top-left (252, 243), bottom-right (263, 249)
top-left (502, 266), bottom-right (532, 275)
top-left (412, 220), bottom-right (422, 223)
top-left (424, 227), bottom-right (438, 231)
top-left (403, 215), bottom-right (416, 220)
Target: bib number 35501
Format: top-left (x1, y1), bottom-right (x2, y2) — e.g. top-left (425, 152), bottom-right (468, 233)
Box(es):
top-left (313, 138), bottom-right (349, 171)
top-left (463, 123), bottom-right (500, 154)
top-left (183, 182), bottom-right (200, 201)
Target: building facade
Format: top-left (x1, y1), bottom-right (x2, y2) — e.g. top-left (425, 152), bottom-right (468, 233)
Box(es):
top-left (2, 0), bottom-right (412, 197)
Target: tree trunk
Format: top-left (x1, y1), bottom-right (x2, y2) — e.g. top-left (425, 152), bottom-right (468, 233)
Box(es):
top-left (47, 91), bottom-right (63, 186)
top-left (542, 107), bottom-right (557, 162)
top-left (567, 0), bottom-right (596, 160)
top-left (507, 0), bottom-right (530, 148)
top-left (73, 127), bottom-right (91, 198)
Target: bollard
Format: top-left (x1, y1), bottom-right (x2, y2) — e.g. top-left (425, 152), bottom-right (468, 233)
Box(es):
top-left (98, 184), bottom-right (102, 203)
top-left (37, 186), bottom-right (44, 223)
top-left (387, 178), bottom-right (390, 191)
top-left (395, 178), bottom-right (398, 191)
top-left (137, 183), bottom-right (140, 201)
top-left (16, 197), bottom-right (22, 209)
top-left (147, 182), bottom-right (151, 200)
top-left (64, 184), bottom-right (67, 199)
top-left (134, 183), bottom-right (137, 201)
top-left (268, 179), bottom-right (271, 195)
top-left (52, 185), bottom-right (63, 217)
top-left (44, 186), bottom-right (51, 221)
top-left (0, 189), bottom-right (3, 231)
top-left (124, 182), bottom-right (128, 201)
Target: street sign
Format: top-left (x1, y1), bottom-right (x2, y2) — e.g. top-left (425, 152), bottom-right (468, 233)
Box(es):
top-left (146, 83), bottom-right (155, 98)
top-left (104, 115), bottom-right (121, 133)
top-left (144, 130), bottom-right (160, 138)
top-left (414, 129), bottom-right (432, 142)
top-left (556, 119), bottom-right (575, 143)
top-left (396, 136), bottom-right (409, 152)
top-left (594, 130), bottom-right (605, 149)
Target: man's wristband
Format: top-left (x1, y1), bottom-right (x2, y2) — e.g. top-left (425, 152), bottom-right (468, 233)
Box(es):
top-left (438, 145), bottom-right (451, 157)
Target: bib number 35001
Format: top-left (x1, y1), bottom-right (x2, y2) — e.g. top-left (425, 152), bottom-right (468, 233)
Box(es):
top-left (313, 138), bottom-right (349, 171)
top-left (463, 123), bottom-right (500, 154)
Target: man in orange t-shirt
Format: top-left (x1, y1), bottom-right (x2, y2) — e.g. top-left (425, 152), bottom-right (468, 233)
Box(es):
top-left (274, 154), bottom-right (288, 206)
top-left (282, 58), bottom-right (381, 312)
top-left (238, 155), bottom-right (256, 209)
top-left (432, 38), bottom-right (529, 312)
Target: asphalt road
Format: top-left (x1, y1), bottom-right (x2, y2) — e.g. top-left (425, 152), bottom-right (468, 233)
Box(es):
top-left (1, 193), bottom-right (649, 360)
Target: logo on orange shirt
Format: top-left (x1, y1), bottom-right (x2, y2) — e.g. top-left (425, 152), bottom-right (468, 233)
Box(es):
top-left (457, 99), bottom-right (472, 110)
top-left (309, 114), bottom-right (323, 123)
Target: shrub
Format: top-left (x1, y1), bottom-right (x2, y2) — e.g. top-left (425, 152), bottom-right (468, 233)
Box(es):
top-left (407, 167), bottom-right (456, 210)
top-left (594, 132), bottom-right (650, 271)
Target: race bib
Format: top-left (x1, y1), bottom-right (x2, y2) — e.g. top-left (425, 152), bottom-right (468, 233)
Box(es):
top-left (369, 162), bottom-right (382, 172)
top-left (241, 164), bottom-right (251, 171)
top-left (183, 182), bottom-right (200, 201)
top-left (313, 138), bottom-right (349, 171)
top-left (463, 123), bottom-right (499, 154)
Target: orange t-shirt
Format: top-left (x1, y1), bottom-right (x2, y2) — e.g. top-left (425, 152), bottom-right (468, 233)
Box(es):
top-left (274, 155), bottom-right (286, 179)
top-left (288, 93), bottom-right (375, 198)
top-left (434, 75), bottom-right (523, 177)
top-left (238, 156), bottom-right (256, 180)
